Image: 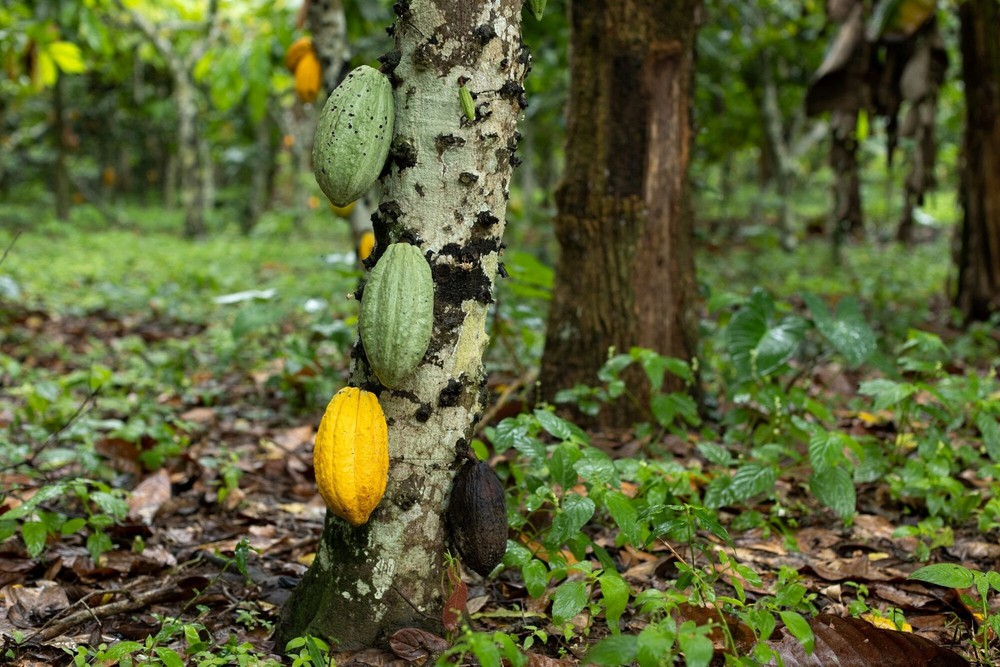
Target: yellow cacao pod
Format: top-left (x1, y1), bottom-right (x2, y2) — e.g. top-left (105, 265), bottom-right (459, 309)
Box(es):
top-left (358, 231), bottom-right (376, 261)
top-left (313, 387), bottom-right (389, 526)
top-left (329, 200), bottom-right (357, 218)
top-left (285, 36), bottom-right (314, 72)
top-left (294, 52), bottom-right (322, 104)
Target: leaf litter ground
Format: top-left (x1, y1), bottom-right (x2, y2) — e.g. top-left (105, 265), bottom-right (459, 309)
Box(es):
top-left (0, 239), bottom-right (996, 666)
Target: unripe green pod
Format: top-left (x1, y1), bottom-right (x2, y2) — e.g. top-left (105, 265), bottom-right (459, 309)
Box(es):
top-left (528, 0), bottom-right (546, 20)
top-left (360, 243), bottom-right (434, 388)
top-left (313, 65), bottom-right (395, 207)
top-left (459, 86), bottom-right (475, 122)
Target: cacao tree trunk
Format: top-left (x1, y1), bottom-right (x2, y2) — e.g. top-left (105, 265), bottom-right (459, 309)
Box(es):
top-left (275, 0), bottom-right (527, 649)
top-left (539, 0), bottom-right (700, 428)
top-left (954, 0), bottom-right (1000, 320)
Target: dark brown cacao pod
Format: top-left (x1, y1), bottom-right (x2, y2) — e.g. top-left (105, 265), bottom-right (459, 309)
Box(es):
top-left (447, 460), bottom-right (507, 577)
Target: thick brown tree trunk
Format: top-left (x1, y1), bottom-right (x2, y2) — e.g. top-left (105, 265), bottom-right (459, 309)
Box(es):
top-left (955, 0), bottom-right (1000, 320)
top-left (539, 0), bottom-right (700, 427)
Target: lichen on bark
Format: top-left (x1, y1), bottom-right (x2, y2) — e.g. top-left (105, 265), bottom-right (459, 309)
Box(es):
top-left (275, 0), bottom-right (527, 650)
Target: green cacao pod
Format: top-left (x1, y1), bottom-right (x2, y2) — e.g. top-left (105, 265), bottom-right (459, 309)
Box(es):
top-left (459, 85), bottom-right (475, 122)
top-left (447, 459), bottom-right (508, 577)
top-left (360, 242), bottom-right (434, 388)
top-left (528, 0), bottom-right (547, 20)
top-left (313, 65), bottom-right (395, 207)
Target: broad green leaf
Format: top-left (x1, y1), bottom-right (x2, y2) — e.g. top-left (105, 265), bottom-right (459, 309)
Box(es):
top-left (807, 428), bottom-right (851, 473)
top-left (637, 623), bottom-right (676, 667)
top-left (522, 559), bottom-right (548, 598)
top-left (534, 408), bottom-right (573, 441)
top-left (469, 633), bottom-right (501, 667)
top-left (550, 442), bottom-right (582, 489)
top-left (909, 563), bottom-right (975, 589)
top-left (492, 419), bottom-right (544, 460)
top-left (21, 521), bottom-right (47, 558)
top-left (604, 491), bottom-right (641, 547)
top-left (809, 467), bottom-right (856, 520)
top-left (548, 494), bottom-right (595, 546)
top-left (858, 379), bottom-right (918, 411)
top-left (153, 647), bottom-right (184, 667)
top-left (803, 293), bottom-right (877, 367)
top-left (976, 414), bottom-right (1000, 462)
top-left (574, 450), bottom-right (617, 485)
top-left (779, 611), bottom-right (815, 654)
top-left (584, 635), bottom-right (638, 666)
top-left (47, 41), bottom-right (87, 74)
top-left (101, 642), bottom-right (143, 661)
top-left (726, 289), bottom-right (807, 380)
top-left (551, 580), bottom-right (588, 625)
top-left (728, 464), bottom-right (776, 503)
top-left (598, 573), bottom-right (629, 632)
top-left (678, 632), bottom-right (713, 667)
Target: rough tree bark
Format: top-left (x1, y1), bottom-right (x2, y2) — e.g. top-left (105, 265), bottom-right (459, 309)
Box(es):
top-left (539, 0), bottom-right (700, 428)
top-left (954, 0), bottom-right (1000, 320)
top-left (275, 0), bottom-right (527, 649)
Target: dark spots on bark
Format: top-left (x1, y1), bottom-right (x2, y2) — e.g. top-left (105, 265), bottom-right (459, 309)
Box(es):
top-left (498, 81), bottom-right (528, 110)
top-left (453, 438), bottom-right (469, 459)
top-left (433, 259), bottom-right (493, 305)
top-left (415, 183), bottom-right (425, 197)
top-left (459, 172), bottom-right (479, 186)
top-left (499, 58), bottom-right (509, 71)
top-left (389, 388), bottom-right (420, 404)
top-left (518, 42), bottom-right (532, 66)
top-left (438, 378), bottom-right (464, 408)
top-left (476, 211), bottom-right (499, 229)
top-left (474, 23), bottom-right (496, 45)
top-left (440, 237), bottom-right (501, 264)
top-left (378, 50), bottom-right (402, 77)
top-left (415, 403), bottom-right (432, 422)
top-left (394, 477), bottom-right (422, 511)
top-left (389, 137), bottom-right (418, 172)
top-left (392, 0), bottom-right (410, 18)
top-left (435, 134), bottom-right (466, 158)
top-left (370, 202), bottom-right (412, 258)
top-left (413, 41), bottom-right (435, 71)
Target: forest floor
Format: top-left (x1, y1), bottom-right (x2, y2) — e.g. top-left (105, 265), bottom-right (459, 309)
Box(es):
top-left (1, 212), bottom-right (999, 666)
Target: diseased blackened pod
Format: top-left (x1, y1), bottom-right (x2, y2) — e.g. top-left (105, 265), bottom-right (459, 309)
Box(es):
top-left (313, 65), bottom-right (395, 207)
top-left (447, 459), bottom-right (508, 577)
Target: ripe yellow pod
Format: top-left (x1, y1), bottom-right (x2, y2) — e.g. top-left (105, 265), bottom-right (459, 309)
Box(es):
top-left (294, 52), bottom-right (322, 103)
top-left (313, 387), bottom-right (389, 526)
top-left (285, 36), bottom-right (314, 72)
top-left (358, 231), bottom-right (376, 261)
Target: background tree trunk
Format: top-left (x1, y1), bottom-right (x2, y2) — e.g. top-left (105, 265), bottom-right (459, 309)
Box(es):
top-left (539, 0), bottom-right (700, 428)
top-left (176, 80), bottom-right (206, 237)
top-left (53, 74), bottom-right (71, 221)
top-left (954, 0), bottom-right (1000, 321)
top-left (830, 108), bottom-right (863, 243)
top-left (275, 0), bottom-right (527, 649)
